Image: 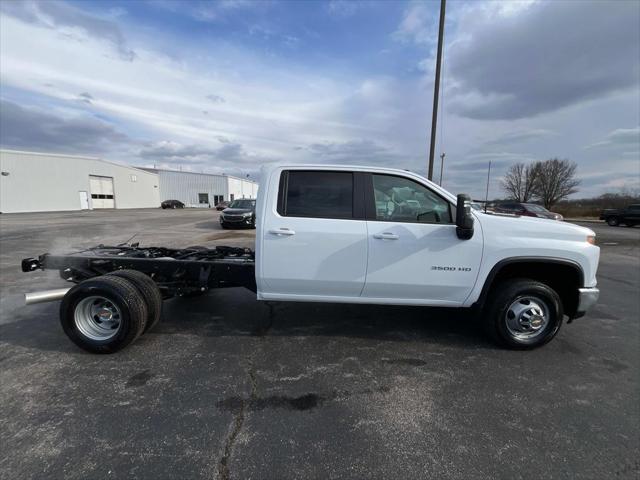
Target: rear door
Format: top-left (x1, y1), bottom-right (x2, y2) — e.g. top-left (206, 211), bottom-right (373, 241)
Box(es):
top-left (362, 173), bottom-right (483, 305)
top-left (258, 169), bottom-right (368, 299)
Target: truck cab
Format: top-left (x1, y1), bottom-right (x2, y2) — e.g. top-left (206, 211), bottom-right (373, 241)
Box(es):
top-left (256, 164), bottom-right (600, 348)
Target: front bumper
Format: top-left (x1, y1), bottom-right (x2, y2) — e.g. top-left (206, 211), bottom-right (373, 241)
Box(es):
top-left (574, 287), bottom-right (600, 318)
top-left (220, 215), bottom-right (253, 225)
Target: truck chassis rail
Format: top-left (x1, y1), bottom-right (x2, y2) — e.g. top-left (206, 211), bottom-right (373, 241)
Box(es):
top-left (22, 244), bottom-right (256, 297)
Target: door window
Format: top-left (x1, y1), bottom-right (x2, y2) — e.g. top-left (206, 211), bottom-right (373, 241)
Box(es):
top-left (371, 174), bottom-right (452, 224)
top-left (279, 171), bottom-right (353, 219)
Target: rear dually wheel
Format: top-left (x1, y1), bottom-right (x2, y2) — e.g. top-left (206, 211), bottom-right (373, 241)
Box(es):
top-left (60, 276), bottom-right (147, 353)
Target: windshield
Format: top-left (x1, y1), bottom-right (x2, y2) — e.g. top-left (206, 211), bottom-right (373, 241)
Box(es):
top-left (229, 199), bottom-right (256, 209)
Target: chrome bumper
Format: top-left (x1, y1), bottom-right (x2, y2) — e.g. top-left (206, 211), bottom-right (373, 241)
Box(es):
top-left (576, 287), bottom-right (599, 315)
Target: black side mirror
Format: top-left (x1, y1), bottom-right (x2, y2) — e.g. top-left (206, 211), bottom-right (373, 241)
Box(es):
top-left (456, 194), bottom-right (474, 240)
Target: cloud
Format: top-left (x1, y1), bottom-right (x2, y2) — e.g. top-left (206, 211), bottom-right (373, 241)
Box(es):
top-left (326, 0), bottom-right (367, 18)
top-left (206, 94), bottom-right (226, 104)
top-left (77, 92), bottom-right (94, 104)
top-left (0, 0), bottom-right (136, 61)
top-left (586, 127), bottom-right (640, 149)
top-left (0, 99), bottom-right (130, 154)
top-left (302, 139), bottom-right (418, 169)
top-left (138, 139), bottom-right (268, 167)
top-left (447, 0), bottom-right (640, 119)
top-left (482, 129), bottom-right (557, 148)
top-left (148, 0), bottom-right (264, 23)
top-left (392, 2), bottom-right (435, 46)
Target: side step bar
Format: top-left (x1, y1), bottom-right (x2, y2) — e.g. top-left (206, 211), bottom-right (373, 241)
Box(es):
top-left (25, 288), bottom-right (71, 305)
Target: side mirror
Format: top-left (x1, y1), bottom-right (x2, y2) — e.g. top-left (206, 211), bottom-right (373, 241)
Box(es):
top-left (456, 194), bottom-right (474, 240)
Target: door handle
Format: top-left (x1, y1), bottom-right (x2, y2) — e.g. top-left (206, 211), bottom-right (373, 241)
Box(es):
top-left (269, 228), bottom-right (296, 236)
top-left (373, 232), bottom-right (399, 240)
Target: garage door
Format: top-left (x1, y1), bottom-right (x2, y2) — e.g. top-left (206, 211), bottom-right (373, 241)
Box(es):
top-left (89, 175), bottom-right (115, 209)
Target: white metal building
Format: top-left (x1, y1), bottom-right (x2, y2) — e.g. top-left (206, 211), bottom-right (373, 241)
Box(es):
top-left (142, 168), bottom-right (258, 207)
top-left (0, 150), bottom-right (160, 213)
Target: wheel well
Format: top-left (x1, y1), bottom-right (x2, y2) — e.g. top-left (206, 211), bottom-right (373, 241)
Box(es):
top-left (478, 260), bottom-right (582, 318)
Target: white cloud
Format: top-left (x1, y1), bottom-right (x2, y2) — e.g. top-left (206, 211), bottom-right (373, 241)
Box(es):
top-left (392, 2), bottom-right (435, 46)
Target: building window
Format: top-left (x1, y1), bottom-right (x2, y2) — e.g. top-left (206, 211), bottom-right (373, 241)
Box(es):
top-left (230, 194), bottom-right (234, 201)
top-left (130, 174), bottom-right (137, 182)
top-left (198, 193), bottom-right (209, 204)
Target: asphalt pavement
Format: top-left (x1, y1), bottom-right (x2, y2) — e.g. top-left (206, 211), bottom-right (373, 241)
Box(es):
top-left (0, 209), bottom-right (638, 479)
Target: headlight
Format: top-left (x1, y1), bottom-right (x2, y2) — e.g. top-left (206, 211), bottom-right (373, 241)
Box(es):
top-left (242, 211), bottom-right (252, 217)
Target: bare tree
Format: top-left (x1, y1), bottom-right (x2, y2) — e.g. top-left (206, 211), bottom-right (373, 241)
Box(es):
top-left (533, 158), bottom-right (580, 209)
top-left (500, 162), bottom-right (539, 202)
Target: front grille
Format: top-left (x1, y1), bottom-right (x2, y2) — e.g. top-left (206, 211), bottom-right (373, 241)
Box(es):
top-left (223, 215), bottom-right (244, 221)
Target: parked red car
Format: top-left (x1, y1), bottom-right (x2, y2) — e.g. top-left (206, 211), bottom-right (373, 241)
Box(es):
top-left (494, 202), bottom-right (563, 220)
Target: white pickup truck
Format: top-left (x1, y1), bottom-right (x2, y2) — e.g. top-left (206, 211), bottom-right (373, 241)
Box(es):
top-left (22, 164), bottom-right (600, 353)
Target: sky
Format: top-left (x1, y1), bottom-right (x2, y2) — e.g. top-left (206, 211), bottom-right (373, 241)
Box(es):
top-left (0, 0), bottom-right (639, 199)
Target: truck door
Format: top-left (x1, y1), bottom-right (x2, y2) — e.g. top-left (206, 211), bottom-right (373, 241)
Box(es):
top-left (361, 173), bottom-right (483, 305)
top-left (258, 169), bottom-right (368, 299)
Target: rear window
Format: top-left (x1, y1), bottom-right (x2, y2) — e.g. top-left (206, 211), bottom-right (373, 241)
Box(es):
top-left (278, 171), bottom-right (353, 219)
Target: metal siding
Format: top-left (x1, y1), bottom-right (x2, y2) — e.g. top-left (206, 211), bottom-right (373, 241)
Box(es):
top-left (226, 177), bottom-right (258, 200)
top-left (0, 150), bottom-right (160, 213)
top-left (157, 171), bottom-right (228, 206)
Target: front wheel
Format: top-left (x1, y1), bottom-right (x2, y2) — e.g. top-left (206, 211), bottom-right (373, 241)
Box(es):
top-left (483, 279), bottom-right (563, 349)
top-left (607, 217), bottom-right (619, 226)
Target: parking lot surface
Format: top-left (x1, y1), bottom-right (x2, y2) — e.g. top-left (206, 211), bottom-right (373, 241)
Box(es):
top-left (1, 209), bottom-right (638, 479)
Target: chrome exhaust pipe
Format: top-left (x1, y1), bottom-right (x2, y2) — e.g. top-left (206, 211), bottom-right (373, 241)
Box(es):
top-left (25, 288), bottom-right (71, 305)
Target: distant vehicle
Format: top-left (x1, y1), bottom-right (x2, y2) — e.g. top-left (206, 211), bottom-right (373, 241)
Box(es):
top-left (161, 199), bottom-right (184, 209)
top-left (215, 201), bottom-right (230, 211)
top-left (599, 204), bottom-right (640, 227)
top-left (220, 199), bottom-right (256, 229)
top-left (494, 202), bottom-right (563, 221)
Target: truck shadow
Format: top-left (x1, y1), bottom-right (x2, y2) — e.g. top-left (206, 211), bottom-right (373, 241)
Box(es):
top-left (0, 287), bottom-right (493, 354)
top-left (156, 287), bottom-right (492, 350)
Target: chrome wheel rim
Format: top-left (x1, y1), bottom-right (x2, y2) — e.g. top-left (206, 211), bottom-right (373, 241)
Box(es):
top-left (505, 295), bottom-right (550, 340)
top-left (74, 296), bottom-right (122, 341)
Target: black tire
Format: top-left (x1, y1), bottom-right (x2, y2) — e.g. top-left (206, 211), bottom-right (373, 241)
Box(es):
top-left (483, 278), bottom-right (563, 349)
top-left (221, 224), bottom-right (228, 229)
top-left (107, 270), bottom-right (162, 333)
top-left (606, 217), bottom-right (619, 226)
top-left (60, 276), bottom-right (147, 353)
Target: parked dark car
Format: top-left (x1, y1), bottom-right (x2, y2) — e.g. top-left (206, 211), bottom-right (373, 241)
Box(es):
top-left (161, 199), bottom-right (185, 209)
top-left (599, 204), bottom-right (640, 226)
top-left (215, 201), bottom-right (230, 211)
top-left (494, 202), bottom-right (563, 221)
top-left (220, 199), bottom-right (256, 229)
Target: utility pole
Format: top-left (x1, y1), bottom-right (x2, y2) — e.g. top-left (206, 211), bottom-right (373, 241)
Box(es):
top-left (428, 0), bottom-right (446, 180)
top-left (439, 152), bottom-right (446, 186)
top-left (484, 160), bottom-right (492, 213)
